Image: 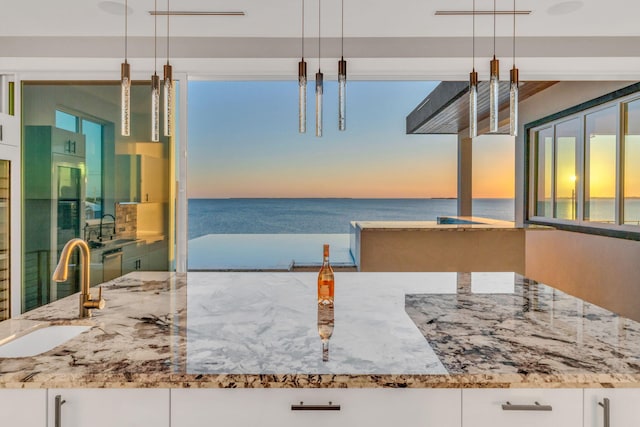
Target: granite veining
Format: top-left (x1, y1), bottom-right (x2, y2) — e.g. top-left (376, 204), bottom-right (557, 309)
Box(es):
top-left (405, 272), bottom-right (640, 376)
top-left (0, 271), bottom-right (639, 388)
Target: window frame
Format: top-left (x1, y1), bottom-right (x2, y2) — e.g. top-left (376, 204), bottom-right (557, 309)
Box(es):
top-left (524, 82), bottom-right (640, 240)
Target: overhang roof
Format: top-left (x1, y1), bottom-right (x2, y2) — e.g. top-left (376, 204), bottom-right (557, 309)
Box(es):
top-left (406, 81), bottom-right (557, 135)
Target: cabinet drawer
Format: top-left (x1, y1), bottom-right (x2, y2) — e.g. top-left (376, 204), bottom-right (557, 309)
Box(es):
top-left (172, 388), bottom-right (461, 427)
top-left (47, 388), bottom-right (169, 427)
top-left (0, 389), bottom-right (46, 427)
top-left (584, 389), bottom-right (640, 427)
top-left (462, 388), bottom-right (582, 427)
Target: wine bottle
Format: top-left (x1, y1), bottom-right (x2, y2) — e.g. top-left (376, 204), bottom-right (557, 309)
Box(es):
top-left (317, 244), bottom-right (334, 305)
top-left (317, 303), bottom-right (334, 362)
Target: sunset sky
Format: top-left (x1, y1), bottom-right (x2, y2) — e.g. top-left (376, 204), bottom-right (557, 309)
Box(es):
top-left (188, 81), bottom-right (514, 199)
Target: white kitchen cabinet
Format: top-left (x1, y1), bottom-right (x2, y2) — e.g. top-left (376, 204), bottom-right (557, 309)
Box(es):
top-left (122, 241), bottom-right (146, 274)
top-left (584, 388), bottom-right (640, 427)
top-left (0, 113), bottom-right (19, 147)
top-left (462, 388), bottom-right (582, 427)
top-left (0, 389), bottom-right (46, 427)
top-left (0, 74), bottom-right (18, 147)
top-left (47, 388), bottom-right (169, 427)
top-left (171, 388), bottom-right (461, 427)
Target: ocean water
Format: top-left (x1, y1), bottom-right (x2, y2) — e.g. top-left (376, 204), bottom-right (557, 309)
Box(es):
top-left (188, 198), bottom-right (514, 240)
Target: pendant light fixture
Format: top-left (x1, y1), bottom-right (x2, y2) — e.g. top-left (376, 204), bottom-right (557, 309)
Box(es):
top-left (509, 0), bottom-right (519, 137)
top-left (298, 0), bottom-right (307, 133)
top-left (163, 0), bottom-right (173, 137)
top-left (337, 0), bottom-right (347, 131)
top-left (315, 0), bottom-right (323, 137)
top-left (469, 0), bottom-right (478, 139)
top-left (121, 0), bottom-right (131, 137)
top-left (489, 0), bottom-right (499, 133)
top-left (151, 0), bottom-right (160, 142)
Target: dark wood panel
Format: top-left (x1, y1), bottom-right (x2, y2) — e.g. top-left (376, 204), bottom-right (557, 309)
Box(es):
top-left (407, 81), bottom-right (557, 135)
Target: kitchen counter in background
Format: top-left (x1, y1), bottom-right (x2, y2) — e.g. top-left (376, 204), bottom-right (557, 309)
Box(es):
top-left (0, 271), bottom-right (639, 388)
top-left (350, 218), bottom-right (554, 272)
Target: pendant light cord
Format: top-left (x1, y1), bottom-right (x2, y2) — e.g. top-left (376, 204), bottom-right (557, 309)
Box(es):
top-left (318, 0), bottom-right (321, 72)
top-left (124, 0), bottom-right (128, 61)
top-left (493, 0), bottom-right (496, 57)
top-left (513, 0), bottom-right (516, 66)
top-left (166, 0), bottom-right (170, 64)
top-left (302, 0), bottom-right (305, 58)
top-left (341, 0), bottom-right (344, 57)
top-left (154, 0), bottom-right (158, 72)
top-left (472, 0), bottom-right (475, 70)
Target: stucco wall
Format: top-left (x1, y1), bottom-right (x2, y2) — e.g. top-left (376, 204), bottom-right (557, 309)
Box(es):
top-left (358, 229), bottom-right (526, 273)
top-left (525, 230), bottom-right (640, 322)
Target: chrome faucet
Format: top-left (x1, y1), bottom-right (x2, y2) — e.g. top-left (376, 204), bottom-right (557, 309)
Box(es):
top-left (52, 238), bottom-right (106, 318)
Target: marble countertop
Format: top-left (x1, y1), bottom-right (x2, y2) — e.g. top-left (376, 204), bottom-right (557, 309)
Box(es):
top-left (0, 271), bottom-right (639, 389)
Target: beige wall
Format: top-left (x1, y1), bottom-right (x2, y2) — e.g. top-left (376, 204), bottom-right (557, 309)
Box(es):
top-left (526, 230), bottom-right (640, 322)
top-left (358, 229), bottom-right (525, 273)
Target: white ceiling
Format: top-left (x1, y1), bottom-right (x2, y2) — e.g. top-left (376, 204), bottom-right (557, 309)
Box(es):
top-left (2, 0), bottom-right (640, 80)
top-left (3, 0), bottom-right (639, 38)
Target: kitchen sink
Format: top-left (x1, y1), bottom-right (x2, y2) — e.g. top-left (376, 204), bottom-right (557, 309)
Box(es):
top-left (105, 238), bottom-right (135, 245)
top-left (0, 325), bottom-right (91, 358)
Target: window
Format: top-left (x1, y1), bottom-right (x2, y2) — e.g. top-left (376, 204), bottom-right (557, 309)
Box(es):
top-left (55, 111), bottom-right (104, 219)
top-left (535, 127), bottom-right (553, 217)
top-left (82, 119), bottom-right (103, 219)
top-left (554, 118), bottom-right (580, 221)
top-left (24, 83), bottom-right (175, 312)
top-left (55, 110), bottom-right (78, 132)
top-left (528, 83), bottom-right (640, 235)
top-left (624, 99), bottom-right (640, 225)
top-left (585, 106), bottom-right (616, 223)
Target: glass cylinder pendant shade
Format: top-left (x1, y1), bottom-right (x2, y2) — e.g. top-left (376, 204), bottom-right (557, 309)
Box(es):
top-left (489, 56), bottom-right (500, 133)
top-left (510, 66), bottom-right (519, 137)
top-left (151, 74), bottom-right (160, 142)
top-left (299, 60), bottom-right (307, 133)
top-left (121, 62), bottom-right (131, 137)
top-left (338, 58), bottom-right (347, 131)
top-left (469, 70), bottom-right (478, 139)
top-left (163, 64), bottom-right (173, 137)
top-left (315, 71), bottom-right (323, 137)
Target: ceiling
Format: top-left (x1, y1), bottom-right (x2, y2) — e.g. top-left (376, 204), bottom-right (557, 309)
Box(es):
top-left (2, 0), bottom-right (640, 79)
top-left (3, 0), bottom-right (639, 38)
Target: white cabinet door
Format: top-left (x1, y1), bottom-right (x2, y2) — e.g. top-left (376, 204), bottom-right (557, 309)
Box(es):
top-left (0, 389), bottom-right (46, 427)
top-left (0, 113), bottom-right (19, 147)
top-left (462, 388), bottom-right (582, 427)
top-left (47, 388), bottom-right (169, 427)
top-left (584, 389), bottom-right (640, 427)
top-left (172, 388), bottom-right (461, 427)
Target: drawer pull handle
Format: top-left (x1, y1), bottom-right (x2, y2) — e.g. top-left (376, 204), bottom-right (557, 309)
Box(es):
top-left (55, 395), bottom-right (66, 427)
top-left (291, 401), bottom-right (341, 411)
top-left (501, 401), bottom-right (552, 411)
top-left (598, 398), bottom-right (610, 427)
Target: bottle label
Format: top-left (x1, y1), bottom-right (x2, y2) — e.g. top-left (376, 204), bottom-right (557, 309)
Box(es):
top-left (318, 279), bottom-right (334, 304)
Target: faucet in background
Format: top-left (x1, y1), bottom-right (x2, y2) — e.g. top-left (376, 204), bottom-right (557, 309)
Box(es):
top-left (83, 222), bottom-right (98, 241)
top-left (52, 238), bottom-right (106, 318)
top-left (98, 213), bottom-right (116, 241)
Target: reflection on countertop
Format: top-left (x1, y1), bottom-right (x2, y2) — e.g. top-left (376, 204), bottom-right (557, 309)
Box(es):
top-left (0, 271), bottom-right (639, 389)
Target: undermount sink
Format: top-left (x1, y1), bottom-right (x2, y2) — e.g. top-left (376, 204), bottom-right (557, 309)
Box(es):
top-left (0, 325), bottom-right (91, 358)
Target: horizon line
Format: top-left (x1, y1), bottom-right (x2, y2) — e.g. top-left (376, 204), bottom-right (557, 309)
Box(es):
top-left (187, 197), bottom-right (515, 200)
